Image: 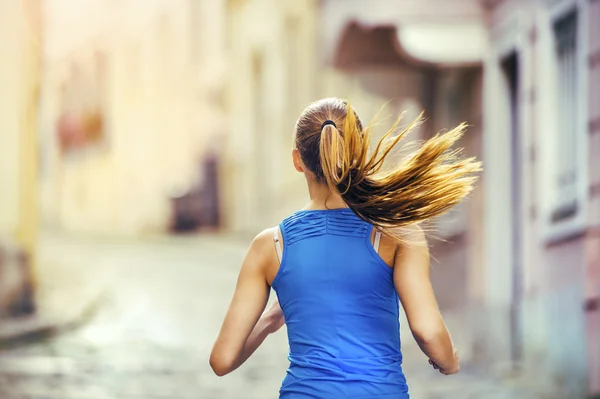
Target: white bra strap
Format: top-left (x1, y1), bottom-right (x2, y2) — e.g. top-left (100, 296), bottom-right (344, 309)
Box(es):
top-left (374, 230), bottom-right (382, 253)
top-left (273, 227), bottom-right (283, 263)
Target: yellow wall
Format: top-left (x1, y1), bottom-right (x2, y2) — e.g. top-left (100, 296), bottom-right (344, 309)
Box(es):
top-left (39, 0), bottom-right (226, 235)
top-left (223, 0), bottom-right (319, 234)
top-left (0, 0), bottom-right (42, 312)
top-left (0, 0), bottom-right (25, 237)
top-left (0, 0), bottom-right (41, 251)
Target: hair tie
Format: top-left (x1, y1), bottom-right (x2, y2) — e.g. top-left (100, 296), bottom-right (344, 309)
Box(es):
top-left (321, 120), bottom-right (337, 130)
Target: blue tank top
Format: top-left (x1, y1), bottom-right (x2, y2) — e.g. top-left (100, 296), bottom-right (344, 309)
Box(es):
top-left (272, 208), bottom-right (409, 399)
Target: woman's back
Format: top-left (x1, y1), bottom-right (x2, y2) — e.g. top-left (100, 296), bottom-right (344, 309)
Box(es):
top-left (210, 98), bottom-right (476, 396)
top-left (273, 209), bottom-right (408, 399)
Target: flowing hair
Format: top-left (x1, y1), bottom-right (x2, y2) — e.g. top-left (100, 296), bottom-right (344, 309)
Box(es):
top-left (294, 98), bottom-right (481, 235)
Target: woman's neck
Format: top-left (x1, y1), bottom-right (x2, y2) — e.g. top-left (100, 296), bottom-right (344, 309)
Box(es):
top-left (305, 180), bottom-right (348, 210)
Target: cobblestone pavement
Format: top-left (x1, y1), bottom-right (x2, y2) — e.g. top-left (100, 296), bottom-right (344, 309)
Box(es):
top-left (0, 232), bottom-right (552, 399)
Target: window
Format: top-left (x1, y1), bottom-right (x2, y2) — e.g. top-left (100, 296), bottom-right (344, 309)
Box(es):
top-left (57, 53), bottom-right (109, 156)
top-left (538, 3), bottom-right (588, 240)
top-left (550, 11), bottom-right (579, 222)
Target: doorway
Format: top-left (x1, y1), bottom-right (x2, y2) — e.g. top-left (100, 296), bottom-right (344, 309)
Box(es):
top-left (501, 51), bottom-right (523, 364)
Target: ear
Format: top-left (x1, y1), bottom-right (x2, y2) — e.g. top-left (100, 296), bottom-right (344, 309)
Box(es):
top-left (292, 148), bottom-right (304, 173)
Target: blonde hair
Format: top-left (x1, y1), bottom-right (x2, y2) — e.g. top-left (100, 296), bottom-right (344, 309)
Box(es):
top-left (294, 98), bottom-right (481, 232)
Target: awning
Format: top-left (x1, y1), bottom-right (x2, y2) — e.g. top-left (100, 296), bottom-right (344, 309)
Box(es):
top-left (397, 23), bottom-right (487, 66)
top-left (320, 0), bottom-right (487, 68)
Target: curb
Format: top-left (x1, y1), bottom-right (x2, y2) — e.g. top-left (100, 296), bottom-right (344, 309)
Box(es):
top-left (0, 292), bottom-right (106, 351)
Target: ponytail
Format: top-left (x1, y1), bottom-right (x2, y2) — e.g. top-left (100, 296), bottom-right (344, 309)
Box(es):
top-left (317, 103), bottom-right (481, 232)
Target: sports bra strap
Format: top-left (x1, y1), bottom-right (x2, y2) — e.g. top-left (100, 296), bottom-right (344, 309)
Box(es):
top-left (273, 227), bottom-right (283, 263)
top-left (373, 230), bottom-right (382, 253)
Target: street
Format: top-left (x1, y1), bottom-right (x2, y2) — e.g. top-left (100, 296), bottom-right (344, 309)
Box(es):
top-left (0, 232), bottom-right (548, 399)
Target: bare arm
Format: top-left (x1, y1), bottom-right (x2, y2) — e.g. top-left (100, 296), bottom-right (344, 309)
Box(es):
top-left (209, 229), bottom-right (285, 376)
top-left (393, 226), bottom-right (459, 375)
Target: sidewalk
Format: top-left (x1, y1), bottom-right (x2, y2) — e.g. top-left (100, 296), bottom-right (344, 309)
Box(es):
top-left (0, 230), bottom-right (248, 350)
top-left (0, 238), bottom-right (106, 350)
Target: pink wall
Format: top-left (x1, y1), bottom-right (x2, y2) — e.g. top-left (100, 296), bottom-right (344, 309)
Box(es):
top-left (586, 0), bottom-right (600, 394)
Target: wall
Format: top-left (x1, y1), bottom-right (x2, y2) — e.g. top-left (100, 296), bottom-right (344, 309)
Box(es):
top-left (318, 0), bottom-right (488, 365)
top-left (223, 0), bottom-right (319, 235)
top-left (425, 68), bottom-right (484, 363)
top-left (0, 0), bottom-right (41, 316)
top-left (0, 1), bottom-right (23, 237)
top-left (585, 0), bottom-right (600, 394)
top-left (483, 0), bottom-right (596, 396)
top-left (39, 0), bottom-right (225, 235)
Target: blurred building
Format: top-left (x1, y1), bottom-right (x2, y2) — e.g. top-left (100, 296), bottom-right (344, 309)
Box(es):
top-left (224, 0), bottom-right (599, 397)
top-left (38, 0), bottom-right (228, 235)
top-left (0, 0), bottom-right (42, 317)
top-left (318, 0), bottom-right (486, 376)
top-left (220, 0), bottom-right (320, 233)
top-left (29, 0), bottom-right (599, 395)
top-left (481, 0), bottom-right (599, 396)
top-left (220, 0), bottom-right (484, 236)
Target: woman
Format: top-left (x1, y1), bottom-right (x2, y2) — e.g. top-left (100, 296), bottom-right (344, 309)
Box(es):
top-left (210, 98), bottom-right (481, 398)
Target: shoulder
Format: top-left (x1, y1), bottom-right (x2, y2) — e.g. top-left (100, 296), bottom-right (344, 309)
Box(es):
top-left (246, 227), bottom-right (279, 264)
top-left (382, 224), bottom-right (426, 246)
top-left (378, 224), bottom-right (428, 266)
top-left (393, 224), bottom-right (430, 265)
top-left (399, 224), bottom-right (427, 246)
top-left (252, 227), bottom-right (278, 247)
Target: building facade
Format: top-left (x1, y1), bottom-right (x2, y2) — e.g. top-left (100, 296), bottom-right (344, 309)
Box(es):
top-left (32, 0), bottom-right (599, 394)
top-left (221, 0), bottom-right (320, 233)
top-left (0, 0), bottom-right (42, 316)
top-left (314, 0), bottom-right (599, 397)
top-left (39, 0), bottom-right (228, 235)
top-left (481, 0), bottom-right (600, 396)
top-left (319, 0), bottom-right (488, 370)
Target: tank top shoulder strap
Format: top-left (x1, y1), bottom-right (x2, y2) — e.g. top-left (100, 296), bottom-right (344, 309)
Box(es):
top-left (373, 229), bottom-right (382, 252)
